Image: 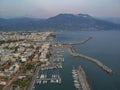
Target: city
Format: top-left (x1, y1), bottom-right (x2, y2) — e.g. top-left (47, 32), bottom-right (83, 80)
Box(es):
top-left (0, 31), bottom-right (93, 90)
top-left (0, 31), bottom-right (55, 90)
top-left (0, 0), bottom-right (120, 90)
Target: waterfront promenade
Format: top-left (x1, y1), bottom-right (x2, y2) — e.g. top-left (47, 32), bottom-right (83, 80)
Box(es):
top-left (69, 46), bottom-right (112, 73)
top-left (27, 67), bottom-right (40, 90)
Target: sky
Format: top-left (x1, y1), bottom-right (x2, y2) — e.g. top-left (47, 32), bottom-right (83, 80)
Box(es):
top-left (0, 0), bottom-right (120, 18)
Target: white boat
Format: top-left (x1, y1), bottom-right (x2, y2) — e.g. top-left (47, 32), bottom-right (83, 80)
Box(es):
top-left (39, 80), bottom-right (41, 84)
top-left (43, 80), bottom-right (47, 84)
top-left (40, 74), bottom-right (44, 79)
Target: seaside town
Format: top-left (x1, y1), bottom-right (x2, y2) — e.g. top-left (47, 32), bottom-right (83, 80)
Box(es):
top-left (0, 31), bottom-right (59, 90)
top-left (0, 0), bottom-right (120, 90)
top-left (0, 31), bottom-right (113, 90)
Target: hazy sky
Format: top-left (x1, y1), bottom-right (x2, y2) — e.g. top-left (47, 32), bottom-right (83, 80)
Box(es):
top-left (0, 0), bottom-right (120, 18)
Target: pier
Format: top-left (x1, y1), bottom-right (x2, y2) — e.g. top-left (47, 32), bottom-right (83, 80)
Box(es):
top-left (69, 46), bottom-right (112, 73)
top-left (72, 66), bottom-right (92, 90)
top-left (36, 74), bottom-right (61, 84)
top-left (40, 63), bottom-right (62, 70)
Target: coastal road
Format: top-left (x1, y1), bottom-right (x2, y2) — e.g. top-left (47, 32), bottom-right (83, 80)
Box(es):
top-left (2, 69), bottom-right (22, 90)
top-left (27, 67), bottom-right (40, 90)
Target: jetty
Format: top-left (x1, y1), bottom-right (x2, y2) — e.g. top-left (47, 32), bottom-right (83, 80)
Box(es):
top-left (63, 36), bottom-right (92, 47)
top-left (72, 66), bottom-right (92, 90)
top-left (69, 46), bottom-right (112, 73)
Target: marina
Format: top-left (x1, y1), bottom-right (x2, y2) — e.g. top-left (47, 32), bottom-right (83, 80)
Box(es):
top-left (32, 30), bottom-right (120, 90)
top-left (29, 44), bottom-right (64, 90)
top-left (35, 72), bottom-right (61, 84)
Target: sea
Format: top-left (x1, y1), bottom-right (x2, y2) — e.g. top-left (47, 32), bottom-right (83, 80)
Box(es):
top-left (35, 30), bottom-right (120, 90)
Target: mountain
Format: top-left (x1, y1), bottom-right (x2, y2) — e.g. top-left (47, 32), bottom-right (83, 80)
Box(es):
top-left (0, 14), bottom-right (120, 31)
top-left (101, 17), bottom-right (120, 24)
top-left (0, 17), bottom-right (45, 30)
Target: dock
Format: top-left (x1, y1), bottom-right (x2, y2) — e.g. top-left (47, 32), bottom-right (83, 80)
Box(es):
top-left (69, 46), bottom-right (112, 73)
top-left (72, 66), bottom-right (92, 90)
top-left (36, 74), bottom-right (61, 84)
top-left (35, 69), bottom-right (61, 85)
top-left (40, 63), bottom-right (62, 70)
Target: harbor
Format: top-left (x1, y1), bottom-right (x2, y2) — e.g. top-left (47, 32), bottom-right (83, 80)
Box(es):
top-left (34, 30), bottom-right (120, 90)
top-left (31, 34), bottom-right (111, 90)
top-left (28, 44), bottom-right (64, 90)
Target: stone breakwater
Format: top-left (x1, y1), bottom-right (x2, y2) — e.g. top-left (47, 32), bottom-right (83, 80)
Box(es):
top-left (69, 46), bottom-right (112, 74)
top-left (63, 36), bottom-right (92, 47)
top-left (72, 66), bottom-right (93, 90)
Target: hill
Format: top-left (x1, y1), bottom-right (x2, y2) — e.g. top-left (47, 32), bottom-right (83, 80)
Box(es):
top-left (0, 14), bottom-right (120, 31)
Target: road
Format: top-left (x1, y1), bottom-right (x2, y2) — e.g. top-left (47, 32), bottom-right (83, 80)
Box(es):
top-left (2, 69), bottom-right (22, 90)
top-left (27, 67), bottom-right (40, 90)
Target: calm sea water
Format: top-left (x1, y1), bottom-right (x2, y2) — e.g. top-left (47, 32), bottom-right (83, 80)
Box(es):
top-left (35, 30), bottom-right (120, 90)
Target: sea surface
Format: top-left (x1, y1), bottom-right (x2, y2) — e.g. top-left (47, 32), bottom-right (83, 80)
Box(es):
top-left (35, 30), bottom-right (120, 90)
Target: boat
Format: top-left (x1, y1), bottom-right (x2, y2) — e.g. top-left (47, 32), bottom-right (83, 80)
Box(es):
top-left (43, 80), bottom-right (47, 84)
top-left (39, 80), bottom-right (42, 84)
top-left (59, 78), bottom-right (61, 84)
top-left (36, 76), bottom-right (39, 79)
top-left (40, 74), bottom-right (45, 79)
top-left (74, 80), bottom-right (79, 83)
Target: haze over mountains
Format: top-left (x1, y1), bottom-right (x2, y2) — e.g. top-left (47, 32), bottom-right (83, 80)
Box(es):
top-left (0, 13), bottom-right (120, 31)
top-left (102, 17), bottom-right (120, 24)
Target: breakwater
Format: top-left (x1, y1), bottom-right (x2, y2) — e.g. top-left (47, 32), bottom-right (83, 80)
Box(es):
top-left (69, 46), bottom-right (112, 73)
top-left (63, 36), bottom-right (92, 47)
top-left (72, 66), bottom-right (92, 90)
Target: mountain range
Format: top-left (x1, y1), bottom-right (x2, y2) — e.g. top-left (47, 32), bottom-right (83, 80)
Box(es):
top-left (102, 17), bottom-right (120, 24)
top-left (0, 13), bottom-right (120, 31)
